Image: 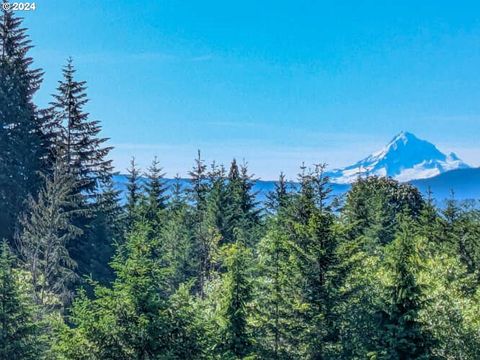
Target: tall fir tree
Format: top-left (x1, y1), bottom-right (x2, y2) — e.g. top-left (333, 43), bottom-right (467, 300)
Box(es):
top-left (49, 58), bottom-right (113, 196)
top-left (47, 58), bottom-right (114, 279)
top-left (188, 152), bottom-right (221, 297)
top-left (143, 156), bottom-right (168, 225)
top-left (255, 217), bottom-right (303, 359)
top-left (293, 164), bottom-right (338, 359)
top-left (0, 6), bottom-right (44, 243)
top-left (188, 150), bottom-right (209, 209)
top-left (376, 214), bottom-right (435, 359)
top-left (86, 175), bottom-right (123, 284)
top-left (218, 242), bottom-right (253, 359)
top-left (266, 172), bottom-right (289, 213)
top-left (17, 158), bottom-right (82, 309)
top-left (223, 159), bottom-right (261, 247)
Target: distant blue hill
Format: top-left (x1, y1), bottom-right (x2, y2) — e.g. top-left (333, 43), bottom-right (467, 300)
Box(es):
top-left (113, 167), bottom-right (480, 206)
top-left (112, 174), bottom-right (350, 205)
top-left (410, 167), bottom-right (480, 204)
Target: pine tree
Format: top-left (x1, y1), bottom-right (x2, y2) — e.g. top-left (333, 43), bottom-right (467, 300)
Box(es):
top-left (223, 159), bottom-right (260, 246)
top-left (0, 6), bottom-right (44, 243)
top-left (0, 242), bottom-right (42, 359)
top-left (276, 164), bottom-right (339, 359)
top-left (188, 150), bottom-right (208, 209)
top-left (49, 58), bottom-right (113, 197)
top-left (342, 176), bottom-right (425, 247)
top-left (17, 158), bottom-right (82, 309)
top-left (376, 214), bottom-right (435, 359)
top-left (255, 218), bottom-right (303, 359)
top-left (162, 195), bottom-right (196, 292)
top-left (126, 157), bottom-right (141, 229)
top-left (56, 226), bottom-right (203, 359)
top-left (86, 175), bottom-right (123, 284)
top-left (218, 242), bottom-right (253, 359)
top-left (47, 58), bottom-right (114, 279)
top-left (266, 172), bottom-right (289, 213)
top-left (188, 153), bottom-right (221, 297)
top-left (416, 188), bottom-right (442, 247)
top-left (143, 156), bottom-right (168, 225)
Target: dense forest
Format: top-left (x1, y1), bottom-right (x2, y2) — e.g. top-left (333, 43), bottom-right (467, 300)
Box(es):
top-left (2, 8), bottom-right (480, 360)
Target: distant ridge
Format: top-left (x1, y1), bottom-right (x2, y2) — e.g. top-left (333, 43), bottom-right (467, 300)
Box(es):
top-left (113, 167), bottom-right (480, 205)
top-left (326, 131), bottom-right (470, 184)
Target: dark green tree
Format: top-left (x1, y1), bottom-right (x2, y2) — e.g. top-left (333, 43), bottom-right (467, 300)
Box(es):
top-left (342, 176), bottom-right (424, 247)
top-left (55, 225), bottom-right (203, 359)
top-left (218, 242), bottom-right (253, 359)
top-left (47, 59), bottom-right (114, 279)
top-left (49, 58), bottom-right (113, 197)
top-left (17, 158), bottom-right (82, 309)
top-left (188, 153), bottom-right (221, 297)
top-left (376, 214), bottom-right (435, 359)
top-left (223, 159), bottom-right (261, 247)
top-left (144, 156), bottom-right (168, 216)
top-left (266, 172), bottom-right (289, 213)
top-left (161, 180), bottom-right (196, 291)
top-left (86, 175), bottom-right (124, 284)
top-left (126, 157), bottom-right (142, 229)
top-left (0, 6), bottom-right (44, 243)
top-left (288, 164), bottom-right (338, 359)
top-left (254, 216), bottom-right (302, 359)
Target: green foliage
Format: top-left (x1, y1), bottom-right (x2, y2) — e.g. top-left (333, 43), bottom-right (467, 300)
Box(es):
top-left (254, 218), bottom-right (303, 359)
top-left (218, 243), bottom-right (253, 359)
top-left (143, 156), bottom-right (168, 221)
top-left (54, 226), bottom-right (204, 359)
top-left (343, 176), bottom-right (425, 246)
top-left (375, 214), bottom-right (435, 359)
top-left (0, 242), bottom-right (43, 359)
top-left (0, 7), bottom-right (44, 243)
top-left (18, 159), bottom-right (82, 310)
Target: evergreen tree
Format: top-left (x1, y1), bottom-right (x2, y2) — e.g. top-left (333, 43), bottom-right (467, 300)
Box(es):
top-left (144, 156), bottom-right (168, 214)
top-left (126, 157), bottom-right (142, 229)
top-left (0, 242), bottom-right (42, 359)
top-left (376, 214), bottom-right (435, 359)
top-left (188, 153), bottom-right (221, 297)
top-left (86, 175), bottom-right (123, 284)
top-left (17, 158), bottom-right (82, 309)
top-left (440, 196), bottom-right (480, 278)
top-left (48, 58), bottom-right (114, 279)
top-left (161, 178), bottom-right (196, 291)
top-left (189, 150), bottom-right (209, 208)
top-left (290, 164), bottom-right (338, 359)
top-left (49, 58), bottom-right (113, 196)
top-left (342, 176), bottom-right (425, 247)
top-left (223, 159), bottom-right (261, 247)
top-left (0, 6), bottom-right (44, 243)
top-left (266, 172), bottom-right (289, 213)
top-left (255, 217), bottom-right (303, 359)
top-left (56, 225), bottom-right (203, 359)
top-left (218, 242), bottom-right (253, 359)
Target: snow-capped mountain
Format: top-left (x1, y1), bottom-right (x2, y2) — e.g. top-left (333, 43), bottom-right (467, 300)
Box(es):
top-left (327, 131), bottom-right (471, 184)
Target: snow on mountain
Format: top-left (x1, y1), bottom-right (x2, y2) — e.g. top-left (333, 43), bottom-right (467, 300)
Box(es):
top-left (327, 131), bottom-right (470, 184)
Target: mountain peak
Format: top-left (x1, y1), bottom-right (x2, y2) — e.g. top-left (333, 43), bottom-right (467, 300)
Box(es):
top-left (327, 132), bottom-right (470, 184)
top-left (393, 130), bottom-right (415, 140)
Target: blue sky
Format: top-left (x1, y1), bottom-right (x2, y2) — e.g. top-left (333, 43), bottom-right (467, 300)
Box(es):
top-left (22, 0), bottom-right (480, 179)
